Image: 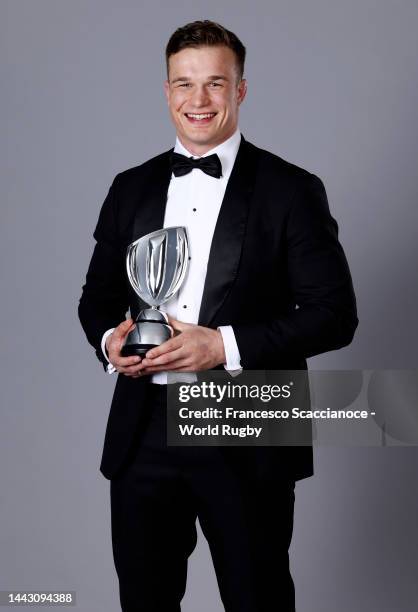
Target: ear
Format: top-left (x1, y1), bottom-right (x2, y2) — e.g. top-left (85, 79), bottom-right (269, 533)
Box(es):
top-left (164, 79), bottom-right (170, 104)
top-left (237, 78), bottom-right (247, 105)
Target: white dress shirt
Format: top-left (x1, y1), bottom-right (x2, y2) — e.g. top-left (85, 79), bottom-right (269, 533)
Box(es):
top-left (102, 128), bottom-right (243, 382)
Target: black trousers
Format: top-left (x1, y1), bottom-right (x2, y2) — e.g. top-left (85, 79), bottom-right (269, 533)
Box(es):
top-left (110, 385), bottom-right (296, 612)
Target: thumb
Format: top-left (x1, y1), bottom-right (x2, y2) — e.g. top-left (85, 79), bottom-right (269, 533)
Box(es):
top-left (114, 318), bottom-right (134, 337)
top-left (167, 316), bottom-right (194, 333)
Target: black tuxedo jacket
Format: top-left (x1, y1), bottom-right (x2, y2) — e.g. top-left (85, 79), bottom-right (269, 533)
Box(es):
top-left (79, 135), bottom-right (358, 481)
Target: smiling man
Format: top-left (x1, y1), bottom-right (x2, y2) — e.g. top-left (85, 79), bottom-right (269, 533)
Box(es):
top-left (79, 20), bottom-right (358, 612)
top-left (164, 44), bottom-right (246, 156)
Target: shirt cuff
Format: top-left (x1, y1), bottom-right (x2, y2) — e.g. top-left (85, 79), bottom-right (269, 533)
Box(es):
top-left (217, 326), bottom-right (243, 377)
top-left (101, 328), bottom-right (116, 374)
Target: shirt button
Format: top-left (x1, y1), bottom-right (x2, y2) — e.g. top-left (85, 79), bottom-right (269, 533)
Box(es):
top-left (192, 208), bottom-right (197, 212)
top-left (183, 305), bottom-right (187, 308)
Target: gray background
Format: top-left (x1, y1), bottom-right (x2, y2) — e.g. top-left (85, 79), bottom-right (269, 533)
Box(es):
top-left (2, 1), bottom-right (418, 610)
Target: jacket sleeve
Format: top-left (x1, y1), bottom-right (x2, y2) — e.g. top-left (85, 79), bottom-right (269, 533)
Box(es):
top-left (233, 173), bottom-right (358, 369)
top-left (78, 175), bottom-right (129, 368)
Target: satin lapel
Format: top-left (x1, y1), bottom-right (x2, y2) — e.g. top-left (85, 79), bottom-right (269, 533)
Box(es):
top-left (132, 150), bottom-right (173, 242)
top-left (198, 137), bottom-right (259, 327)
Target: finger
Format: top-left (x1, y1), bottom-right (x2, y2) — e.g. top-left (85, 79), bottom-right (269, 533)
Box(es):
top-left (106, 324), bottom-right (132, 355)
top-left (118, 363), bottom-right (144, 375)
top-left (113, 318), bottom-right (134, 339)
top-left (166, 316), bottom-right (194, 333)
top-left (141, 358), bottom-right (190, 373)
top-left (112, 355), bottom-right (142, 368)
top-left (130, 370), bottom-right (145, 378)
top-left (145, 335), bottom-right (182, 359)
top-left (141, 347), bottom-right (184, 368)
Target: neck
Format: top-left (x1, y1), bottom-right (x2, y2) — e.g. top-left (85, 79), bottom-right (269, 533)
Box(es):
top-left (177, 129), bottom-right (237, 157)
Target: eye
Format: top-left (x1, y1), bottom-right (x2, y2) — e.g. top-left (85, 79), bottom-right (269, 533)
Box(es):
top-left (209, 81), bottom-right (221, 87)
top-left (178, 83), bottom-right (191, 88)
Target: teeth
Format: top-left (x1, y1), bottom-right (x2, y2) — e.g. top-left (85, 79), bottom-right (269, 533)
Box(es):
top-left (186, 113), bottom-right (215, 120)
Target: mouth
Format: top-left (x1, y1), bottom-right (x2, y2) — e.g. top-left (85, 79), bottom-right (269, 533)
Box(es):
top-left (184, 112), bottom-right (217, 125)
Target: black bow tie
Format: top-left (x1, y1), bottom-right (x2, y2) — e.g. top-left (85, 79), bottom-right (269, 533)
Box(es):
top-left (170, 152), bottom-right (222, 179)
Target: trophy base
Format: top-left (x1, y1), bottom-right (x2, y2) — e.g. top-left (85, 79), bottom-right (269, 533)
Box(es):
top-left (120, 343), bottom-right (157, 357)
top-left (121, 309), bottom-right (172, 358)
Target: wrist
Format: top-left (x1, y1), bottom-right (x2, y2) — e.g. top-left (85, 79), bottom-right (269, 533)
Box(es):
top-left (105, 334), bottom-right (112, 356)
top-left (101, 328), bottom-right (115, 364)
top-left (215, 329), bottom-right (226, 366)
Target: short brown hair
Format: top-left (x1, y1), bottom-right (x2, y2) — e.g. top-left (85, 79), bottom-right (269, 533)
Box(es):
top-left (166, 20), bottom-right (246, 80)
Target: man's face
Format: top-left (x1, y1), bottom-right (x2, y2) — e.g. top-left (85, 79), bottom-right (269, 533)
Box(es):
top-left (164, 45), bottom-right (247, 156)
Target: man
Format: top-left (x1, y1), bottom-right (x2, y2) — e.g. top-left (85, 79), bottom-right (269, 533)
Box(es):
top-left (79, 20), bottom-right (358, 612)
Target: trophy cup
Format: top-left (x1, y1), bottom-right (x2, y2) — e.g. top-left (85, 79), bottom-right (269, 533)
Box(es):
top-left (121, 227), bottom-right (189, 356)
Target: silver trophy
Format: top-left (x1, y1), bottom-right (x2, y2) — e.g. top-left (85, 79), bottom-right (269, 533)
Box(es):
top-left (121, 227), bottom-right (189, 356)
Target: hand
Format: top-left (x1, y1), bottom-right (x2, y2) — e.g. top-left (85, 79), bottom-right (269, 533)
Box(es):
top-left (138, 317), bottom-right (226, 374)
top-left (105, 318), bottom-right (143, 378)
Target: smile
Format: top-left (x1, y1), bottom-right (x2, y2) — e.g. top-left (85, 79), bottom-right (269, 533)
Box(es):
top-left (185, 113), bottom-right (217, 123)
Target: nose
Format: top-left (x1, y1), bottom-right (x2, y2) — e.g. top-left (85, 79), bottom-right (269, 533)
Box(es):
top-left (190, 85), bottom-right (210, 108)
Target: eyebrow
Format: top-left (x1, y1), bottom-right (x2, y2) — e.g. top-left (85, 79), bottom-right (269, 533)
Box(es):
top-left (171, 75), bottom-right (229, 84)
